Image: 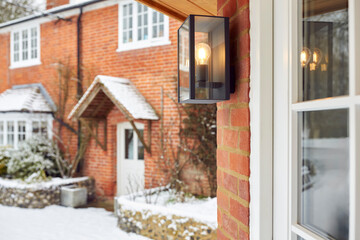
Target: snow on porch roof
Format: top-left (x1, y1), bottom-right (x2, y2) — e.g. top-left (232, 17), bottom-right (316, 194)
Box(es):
top-left (68, 75), bottom-right (159, 121)
top-left (0, 84), bottom-right (56, 113)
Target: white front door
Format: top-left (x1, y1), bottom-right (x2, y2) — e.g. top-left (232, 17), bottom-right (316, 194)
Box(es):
top-left (274, 0), bottom-right (360, 239)
top-left (117, 122), bottom-right (145, 196)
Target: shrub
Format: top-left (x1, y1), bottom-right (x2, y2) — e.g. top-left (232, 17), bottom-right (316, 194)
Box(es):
top-left (0, 147), bottom-right (11, 176)
top-left (6, 135), bottom-right (61, 181)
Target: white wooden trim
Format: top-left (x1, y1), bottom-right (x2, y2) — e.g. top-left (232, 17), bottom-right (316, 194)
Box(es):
top-left (249, 0), bottom-right (273, 238)
top-left (273, 0), bottom-right (291, 238)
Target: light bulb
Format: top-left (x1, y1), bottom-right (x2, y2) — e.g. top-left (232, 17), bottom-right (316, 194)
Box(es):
top-left (300, 47), bottom-right (311, 67)
top-left (312, 48), bottom-right (322, 65)
top-left (195, 43), bottom-right (211, 65)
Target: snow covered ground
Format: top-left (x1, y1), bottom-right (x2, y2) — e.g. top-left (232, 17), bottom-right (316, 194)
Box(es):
top-left (0, 205), bottom-right (150, 240)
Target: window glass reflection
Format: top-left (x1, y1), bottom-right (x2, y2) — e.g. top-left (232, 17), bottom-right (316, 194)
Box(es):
top-left (300, 0), bottom-right (349, 101)
top-left (299, 109), bottom-right (349, 239)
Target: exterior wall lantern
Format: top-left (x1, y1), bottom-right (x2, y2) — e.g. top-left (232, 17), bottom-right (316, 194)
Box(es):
top-left (178, 15), bottom-right (234, 104)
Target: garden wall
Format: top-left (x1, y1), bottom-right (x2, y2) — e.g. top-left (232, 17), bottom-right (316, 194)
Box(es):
top-left (0, 177), bottom-right (95, 208)
top-left (116, 198), bottom-right (217, 240)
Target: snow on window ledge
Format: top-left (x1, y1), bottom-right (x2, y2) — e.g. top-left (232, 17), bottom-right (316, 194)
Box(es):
top-left (9, 60), bottom-right (42, 69)
top-left (116, 40), bottom-right (171, 53)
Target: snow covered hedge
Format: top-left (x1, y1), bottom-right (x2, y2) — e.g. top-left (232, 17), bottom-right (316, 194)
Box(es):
top-left (1, 136), bottom-right (61, 182)
top-left (116, 189), bottom-right (217, 240)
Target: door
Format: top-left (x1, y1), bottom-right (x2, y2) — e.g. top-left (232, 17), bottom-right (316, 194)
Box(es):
top-left (117, 122), bottom-right (145, 196)
top-left (274, 0), bottom-right (360, 239)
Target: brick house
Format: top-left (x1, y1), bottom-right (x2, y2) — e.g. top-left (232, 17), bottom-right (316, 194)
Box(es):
top-left (0, 0), bottom-right (212, 198)
top-left (138, 0), bottom-right (355, 240)
top-left (0, 0), bottom-right (355, 239)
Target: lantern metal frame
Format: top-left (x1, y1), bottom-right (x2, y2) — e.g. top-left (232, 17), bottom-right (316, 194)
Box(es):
top-left (177, 14), bottom-right (233, 104)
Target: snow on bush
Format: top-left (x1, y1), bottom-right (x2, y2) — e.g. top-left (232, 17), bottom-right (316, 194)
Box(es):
top-left (6, 135), bottom-right (61, 182)
top-left (0, 147), bottom-right (11, 176)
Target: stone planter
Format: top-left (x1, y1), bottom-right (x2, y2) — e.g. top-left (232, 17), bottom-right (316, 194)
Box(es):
top-left (0, 177), bottom-right (95, 208)
top-left (61, 185), bottom-right (87, 207)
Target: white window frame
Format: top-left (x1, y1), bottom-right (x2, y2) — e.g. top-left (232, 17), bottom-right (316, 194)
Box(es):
top-left (0, 113), bottom-right (53, 149)
top-left (273, 0), bottom-right (360, 239)
top-left (249, 0), bottom-right (274, 238)
top-left (117, 0), bottom-right (170, 52)
top-left (10, 24), bottom-right (41, 69)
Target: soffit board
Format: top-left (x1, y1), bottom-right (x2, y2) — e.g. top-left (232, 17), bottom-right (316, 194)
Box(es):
top-left (136, 0), bottom-right (217, 21)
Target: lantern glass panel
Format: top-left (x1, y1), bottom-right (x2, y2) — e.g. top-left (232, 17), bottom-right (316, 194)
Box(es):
top-left (178, 18), bottom-right (190, 102)
top-left (194, 16), bottom-right (227, 101)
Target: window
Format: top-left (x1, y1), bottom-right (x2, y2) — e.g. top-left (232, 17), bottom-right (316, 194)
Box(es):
top-left (18, 121), bottom-right (26, 143)
top-left (7, 122), bottom-right (14, 147)
top-left (124, 128), bottom-right (144, 160)
top-left (11, 24), bottom-right (40, 68)
top-left (118, 1), bottom-right (170, 52)
top-left (0, 122), bottom-right (3, 146)
top-left (0, 114), bottom-right (52, 149)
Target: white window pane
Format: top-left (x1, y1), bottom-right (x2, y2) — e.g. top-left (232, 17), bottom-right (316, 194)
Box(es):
top-left (159, 13), bottom-right (164, 23)
top-left (125, 129), bottom-right (134, 160)
top-left (144, 13), bottom-right (148, 25)
top-left (32, 121), bottom-right (39, 134)
top-left (300, 0), bottom-right (349, 101)
top-left (129, 31), bottom-right (132, 42)
top-left (129, 16), bottom-right (132, 28)
top-left (18, 121), bottom-right (26, 142)
top-left (13, 32), bottom-right (19, 62)
top-left (152, 11), bottom-right (157, 23)
top-left (41, 121), bottom-right (47, 137)
top-left (31, 27), bottom-right (37, 59)
top-left (299, 109), bottom-right (349, 239)
top-left (123, 33), bottom-right (127, 43)
top-left (144, 28), bottom-right (148, 40)
top-left (138, 15), bottom-right (142, 27)
top-left (0, 122), bottom-right (3, 145)
top-left (159, 24), bottom-right (164, 37)
top-left (138, 29), bottom-right (142, 41)
top-left (22, 30), bottom-right (28, 60)
top-left (137, 2), bottom-right (142, 13)
top-left (123, 5), bottom-right (127, 16)
top-left (123, 18), bottom-right (127, 30)
top-left (7, 122), bottom-right (14, 147)
top-left (129, 4), bottom-right (132, 14)
top-left (153, 26), bottom-right (157, 38)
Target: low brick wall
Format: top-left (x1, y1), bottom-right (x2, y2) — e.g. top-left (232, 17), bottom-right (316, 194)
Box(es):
top-left (0, 177), bottom-right (95, 208)
top-left (116, 199), bottom-right (217, 240)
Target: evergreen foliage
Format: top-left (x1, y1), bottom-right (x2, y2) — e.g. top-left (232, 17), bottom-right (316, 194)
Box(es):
top-left (6, 135), bottom-right (61, 181)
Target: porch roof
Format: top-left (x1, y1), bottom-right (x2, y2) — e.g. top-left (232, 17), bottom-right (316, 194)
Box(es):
top-left (0, 84), bottom-right (56, 113)
top-left (68, 75), bottom-right (159, 121)
top-left (135, 0), bottom-right (217, 21)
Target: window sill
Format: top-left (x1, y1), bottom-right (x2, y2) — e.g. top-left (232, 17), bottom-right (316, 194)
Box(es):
top-left (116, 40), bottom-right (171, 53)
top-left (10, 60), bottom-right (42, 70)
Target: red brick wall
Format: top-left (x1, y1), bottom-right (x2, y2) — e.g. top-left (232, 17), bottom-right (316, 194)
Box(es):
top-left (216, 0), bottom-right (251, 239)
top-left (46, 0), bottom-right (70, 9)
top-left (0, 2), bottom-right (212, 198)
